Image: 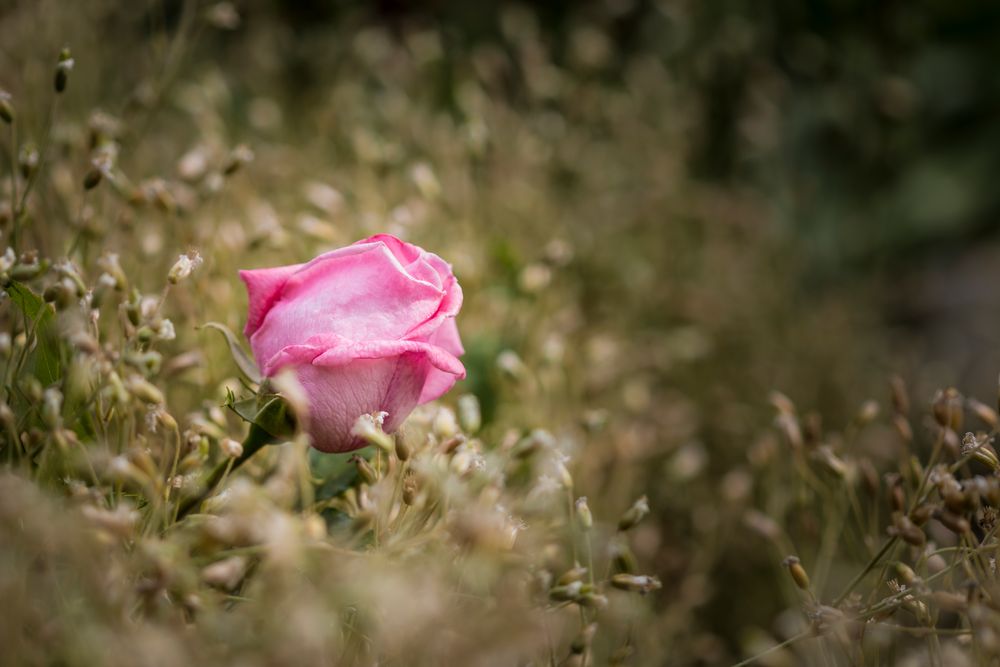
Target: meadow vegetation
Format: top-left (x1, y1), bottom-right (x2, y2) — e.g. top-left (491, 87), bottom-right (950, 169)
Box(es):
top-left (1, 2), bottom-right (998, 665)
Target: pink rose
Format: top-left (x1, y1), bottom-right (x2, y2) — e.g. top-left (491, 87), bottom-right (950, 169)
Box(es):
top-left (240, 234), bottom-right (465, 452)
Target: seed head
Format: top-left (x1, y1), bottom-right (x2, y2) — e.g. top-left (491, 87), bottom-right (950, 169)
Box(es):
top-left (54, 47), bottom-right (74, 93)
top-left (223, 144), bottom-right (254, 175)
top-left (220, 438), bottom-right (243, 458)
top-left (457, 394), bottom-right (481, 434)
top-left (19, 144), bottom-right (38, 179)
top-left (168, 251), bottom-right (203, 284)
top-left (575, 496), bottom-right (593, 531)
top-left (968, 398), bottom-right (999, 429)
top-left (932, 388), bottom-right (963, 432)
top-left (611, 573), bottom-right (662, 594)
top-left (0, 91), bottom-right (13, 124)
top-left (351, 455), bottom-right (378, 486)
top-left (782, 555), bottom-right (810, 591)
top-left (618, 495), bottom-right (649, 531)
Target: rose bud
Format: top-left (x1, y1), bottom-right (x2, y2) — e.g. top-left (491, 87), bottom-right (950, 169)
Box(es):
top-left (240, 234), bottom-right (465, 452)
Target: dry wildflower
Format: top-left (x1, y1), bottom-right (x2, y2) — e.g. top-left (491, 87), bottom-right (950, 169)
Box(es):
top-left (351, 455), bottom-right (378, 485)
top-left (457, 394), bottom-right (481, 434)
top-left (220, 438), bottom-right (244, 458)
top-left (618, 495), bottom-right (650, 532)
top-left (961, 431), bottom-right (1000, 470)
top-left (782, 556), bottom-right (810, 591)
top-left (223, 144), bottom-right (254, 175)
top-left (351, 412), bottom-right (393, 452)
top-left (968, 398), bottom-right (999, 429)
top-left (575, 496), bottom-right (593, 531)
top-left (202, 555), bottom-right (248, 589)
top-left (54, 47), bottom-right (74, 93)
top-left (168, 251), bottom-right (203, 284)
top-left (0, 90), bottom-right (13, 123)
top-left (610, 573), bottom-right (662, 594)
top-left (890, 514), bottom-right (926, 547)
top-left (933, 387), bottom-right (964, 432)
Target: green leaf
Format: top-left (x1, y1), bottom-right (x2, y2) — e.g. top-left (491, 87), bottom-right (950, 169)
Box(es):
top-left (6, 281), bottom-right (61, 386)
top-left (200, 321), bottom-right (261, 384)
top-left (225, 391), bottom-right (297, 440)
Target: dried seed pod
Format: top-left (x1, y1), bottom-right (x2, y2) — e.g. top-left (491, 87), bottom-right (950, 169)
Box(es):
top-left (549, 581), bottom-right (583, 602)
top-left (54, 47), bottom-right (74, 93)
top-left (570, 623), bottom-right (597, 655)
top-left (894, 562), bottom-right (918, 586)
top-left (932, 388), bottom-right (963, 432)
top-left (961, 432), bottom-right (1000, 471)
top-left (859, 458), bottom-right (879, 496)
top-left (886, 474), bottom-right (905, 513)
top-left (769, 391), bottom-right (796, 416)
top-left (813, 445), bottom-right (849, 479)
top-left (934, 510), bottom-right (971, 535)
top-left (126, 376), bottom-right (164, 405)
top-left (925, 553), bottom-right (948, 576)
top-left (18, 144), bottom-right (38, 179)
top-left (167, 252), bottom-right (203, 284)
top-left (774, 413), bottom-right (803, 450)
top-left (892, 414), bottom-right (913, 443)
top-left (202, 555), bottom-right (248, 590)
top-left (909, 503), bottom-right (934, 526)
top-left (350, 413), bottom-right (393, 453)
top-left (609, 539), bottom-right (638, 573)
top-left (557, 566), bottom-right (588, 586)
top-left (402, 476), bottom-right (418, 505)
top-left (610, 573), bottom-right (662, 594)
top-left (943, 489), bottom-right (967, 514)
top-left (855, 400), bottom-right (880, 426)
top-left (578, 592), bottom-right (608, 609)
top-left (0, 91), bottom-right (13, 124)
top-left (782, 555), bottom-right (810, 591)
top-left (617, 495), bottom-right (649, 531)
top-left (351, 455), bottom-right (377, 486)
top-left (394, 436), bottom-right (411, 462)
top-left (41, 388), bottom-right (62, 430)
top-left (575, 496), bottom-right (593, 531)
top-left (932, 590), bottom-right (968, 613)
top-left (219, 438), bottom-right (243, 458)
top-left (223, 144), bottom-right (254, 175)
top-left (83, 166), bottom-right (103, 190)
top-left (968, 398), bottom-right (999, 429)
top-left (891, 514), bottom-right (926, 547)
top-left (457, 394), bottom-right (481, 434)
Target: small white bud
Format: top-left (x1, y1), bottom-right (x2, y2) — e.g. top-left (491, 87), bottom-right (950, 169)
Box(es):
top-left (168, 251), bottom-right (203, 284)
top-left (220, 438), bottom-right (244, 458)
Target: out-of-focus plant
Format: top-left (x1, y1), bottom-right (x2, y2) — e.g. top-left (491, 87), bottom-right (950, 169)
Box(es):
top-left (0, 8), bottom-right (668, 666)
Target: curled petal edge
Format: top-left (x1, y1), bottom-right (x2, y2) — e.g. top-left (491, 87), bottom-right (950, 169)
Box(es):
top-left (262, 334), bottom-right (466, 381)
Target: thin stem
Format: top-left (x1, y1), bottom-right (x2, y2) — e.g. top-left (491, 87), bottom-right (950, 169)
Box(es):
top-left (730, 631), bottom-right (811, 667)
top-left (175, 424), bottom-right (276, 520)
top-left (832, 535), bottom-right (897, 608)
top-left (7, 123), bottom-right (16, 235)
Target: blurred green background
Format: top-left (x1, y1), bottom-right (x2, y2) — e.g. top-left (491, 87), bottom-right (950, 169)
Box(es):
top-left (3, 0), bottom-right (999, 662)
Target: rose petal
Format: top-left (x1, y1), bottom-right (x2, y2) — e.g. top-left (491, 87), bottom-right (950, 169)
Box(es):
top-left (263, 334), bottom-right (464, 378)
top-left (417, 318), bottom-right (465, 403)
top-left (249, 241), bottom-right (447, 365)
top-left (239, 263), bottom-right (303, 337)
top-left (294, 356), bottom-right (427, 452)
top-left (405, 278), bottom-right (463, 342)
top-left (263, 335), bottom-right (466, 452)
